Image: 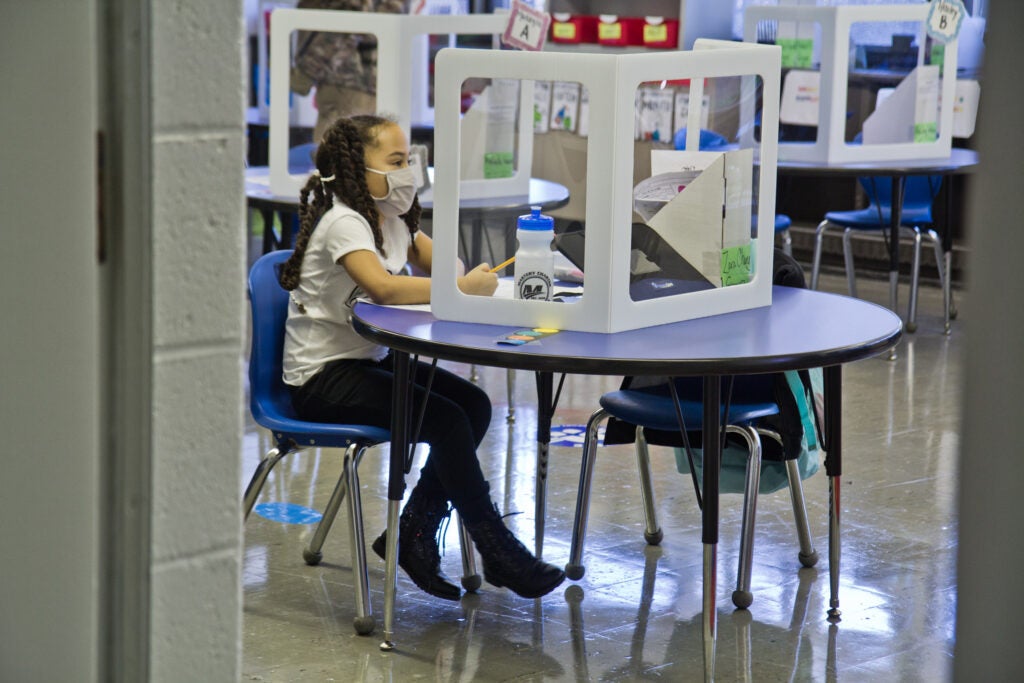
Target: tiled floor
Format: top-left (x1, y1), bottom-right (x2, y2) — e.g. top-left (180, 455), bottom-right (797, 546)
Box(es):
top-left (242, 269), bottom-right (961, 682)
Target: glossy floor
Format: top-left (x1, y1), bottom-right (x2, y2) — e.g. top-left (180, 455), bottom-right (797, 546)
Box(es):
top-left (242, 271), bottom-right (961, 682)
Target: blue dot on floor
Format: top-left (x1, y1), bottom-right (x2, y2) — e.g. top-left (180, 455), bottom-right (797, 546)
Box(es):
top-left (549, 425), bottom-right (605, 448)
top-left (253, 502), bottom-right (323, 525)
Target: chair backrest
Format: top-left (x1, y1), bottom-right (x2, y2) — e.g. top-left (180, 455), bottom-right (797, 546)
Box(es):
top-left (248, 250), bottom-right (300, 429)
top-left (673, 127), bottom-right (730, 151)
top-left (288, 142), bottom-right (318, 173)
top-left (858, 175), bottom-right (943, 213)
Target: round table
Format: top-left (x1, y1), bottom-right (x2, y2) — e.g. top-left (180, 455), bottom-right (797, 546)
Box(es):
top-left (352, 286), bottom-right (902, 678)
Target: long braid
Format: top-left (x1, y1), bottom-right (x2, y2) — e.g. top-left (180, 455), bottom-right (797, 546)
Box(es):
top-left (279, 114), bottom-right (420, 290)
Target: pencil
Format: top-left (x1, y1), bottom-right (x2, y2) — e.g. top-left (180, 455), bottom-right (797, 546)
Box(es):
top-left (489, 256), bottom-right (516, 273)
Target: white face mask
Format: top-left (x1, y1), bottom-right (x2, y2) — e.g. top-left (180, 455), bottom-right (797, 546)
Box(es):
top-left (366, 166), bottom-right (417, 217)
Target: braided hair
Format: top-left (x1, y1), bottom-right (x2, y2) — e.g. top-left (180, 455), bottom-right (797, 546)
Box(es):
top-left (279, 114), bottom-right (422, 291)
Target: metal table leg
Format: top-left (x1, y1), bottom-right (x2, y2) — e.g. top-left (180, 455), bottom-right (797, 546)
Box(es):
top-left (381, 351), bottom-right (412, 651)
top-left (823, 365), bottom-right (843, 621)
top-left (534, 371), bottom-right (553, 558)
top-left (702, 376), bottom-right (721, 682)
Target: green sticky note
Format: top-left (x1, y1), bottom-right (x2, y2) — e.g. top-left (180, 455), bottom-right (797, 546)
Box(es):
top-left (778, 38), bottom-right (814, 69)
top-left (721, 245), bottom-right (751, 286)
top-left (914, 122), bottom-right (938, 143)
top-left (483, 151), bottom-right (514, 179)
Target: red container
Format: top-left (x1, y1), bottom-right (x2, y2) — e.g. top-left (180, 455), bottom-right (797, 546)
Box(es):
top-left (597, 15), bottom-right (645, 47)
top-left (550, 13), bottom-right (598, 44)
top-left (642, 17), bottom-right (679, 49)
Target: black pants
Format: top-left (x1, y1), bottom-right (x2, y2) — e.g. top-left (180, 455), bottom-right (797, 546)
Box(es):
top-left (290, 352), bottom-right (495, 522)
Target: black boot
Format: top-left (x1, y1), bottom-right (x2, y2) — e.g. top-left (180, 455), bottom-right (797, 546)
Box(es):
top-left (371, 487), bottom-right (461, 601)
top-left (465, 505), bottom-right (565, 599)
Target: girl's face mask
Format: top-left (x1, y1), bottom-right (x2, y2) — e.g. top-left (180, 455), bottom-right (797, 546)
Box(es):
top-left (366, 166), bottom-right (417, 217)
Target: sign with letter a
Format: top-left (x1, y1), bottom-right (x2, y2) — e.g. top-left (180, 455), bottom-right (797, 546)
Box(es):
top-left (502, 0), bottom-right (551, 51)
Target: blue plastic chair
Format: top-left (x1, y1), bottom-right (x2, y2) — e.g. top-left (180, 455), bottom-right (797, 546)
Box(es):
top-left (675, 127), bottom-right (793, 255)
top-left (244, 250), bottom-right (479, 634)
top-left (566, 376), bottom-right (818, 609)
top-left (809, 138), bottom-right (952, 332)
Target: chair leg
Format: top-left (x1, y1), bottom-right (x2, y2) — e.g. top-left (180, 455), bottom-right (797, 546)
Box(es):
top-left (242, 444), bottom-right (292, 520)
top-left (783, 458), bottom-right (819, 568)
top-left (841, 228), bottom-right (857, 298)
top-left (566, 408), bottom-right (610, 581)
top-left (342, 445), bottom-right (375, 636)
top-left (457, 514), bottom-right (482, 592)
top-left (810, 220), bottom-right (831, 290)
top-left (634, 427), bottom-right (663, 545)
top-left (729, 425), bottom-right (762, 609)
top-left (925, 228), bottom-right (953, 334)
top-left (303, 444), bottom-right (356, 566)
top-left (906, 228), bottom-right (923, 333)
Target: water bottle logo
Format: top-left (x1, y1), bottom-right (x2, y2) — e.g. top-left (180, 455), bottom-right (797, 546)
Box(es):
top-left (517, 272), bottom-right (552, 300)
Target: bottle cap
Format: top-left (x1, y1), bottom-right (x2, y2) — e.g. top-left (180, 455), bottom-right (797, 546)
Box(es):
top-left (517, 205), bottom-right (554, 231)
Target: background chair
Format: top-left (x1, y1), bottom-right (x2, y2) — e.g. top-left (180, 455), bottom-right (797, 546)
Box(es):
top-left (810, 174), bottom-right (952, 333)
top-left (565, 375), bottom-right (819, 609)
top-left (244, 250), bottom-right (480, 635)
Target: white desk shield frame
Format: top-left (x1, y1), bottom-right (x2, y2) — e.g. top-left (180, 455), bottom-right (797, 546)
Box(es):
top-left (742, 4), bottom-right (958, 164)
top-left (430, 40), bottom-right (782, 334)
top-left (267, 9), bottom-right (525, 197)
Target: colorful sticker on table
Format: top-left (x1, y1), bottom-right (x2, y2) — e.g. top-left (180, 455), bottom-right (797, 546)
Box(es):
top-left (778, 38), bottom-right (814, 69)
top-left (721, 245), bottom-right (752, 287)
top-left (926, 0), bottom-right (966, 44)
top-left (501, 0), bottom-right (551, 52)
top-left (496, 328), bottom-right (561, 346)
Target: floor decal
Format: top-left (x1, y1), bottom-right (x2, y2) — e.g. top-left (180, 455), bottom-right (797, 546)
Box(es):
top-left (549, 424), bottom-right (605, 448)
top-left (253, 501), bottom-right (323, 525)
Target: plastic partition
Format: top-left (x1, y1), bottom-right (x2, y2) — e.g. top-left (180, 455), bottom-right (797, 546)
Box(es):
top-left (742, 3), bottom-right (957, 163)
top-left (267, 9), bottom-right (517, 196)
top-left (430, 40), bottom-right (782, 334)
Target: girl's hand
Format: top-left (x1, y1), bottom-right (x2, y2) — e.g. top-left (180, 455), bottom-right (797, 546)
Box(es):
top-left (457, 263), bottom-right (499, 296)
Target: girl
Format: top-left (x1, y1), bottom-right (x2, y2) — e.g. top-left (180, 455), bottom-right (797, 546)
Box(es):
top-left (280, 114), bottom-right (565, 601)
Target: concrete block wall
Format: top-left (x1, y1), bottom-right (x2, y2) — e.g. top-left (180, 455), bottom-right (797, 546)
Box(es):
top-left (150, 1), bottom-right (247, 679)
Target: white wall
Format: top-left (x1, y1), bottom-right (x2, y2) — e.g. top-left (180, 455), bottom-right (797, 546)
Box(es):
top-left (149, 0), bottom-right (247, 679)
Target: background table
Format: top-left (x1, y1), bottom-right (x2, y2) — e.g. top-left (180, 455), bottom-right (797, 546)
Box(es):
top-left (776, 148), bottom-right (979, 333)
top-left (352, 286), bottom-right (902, 680)
top-left (245, 166), bottom-right (570, 264)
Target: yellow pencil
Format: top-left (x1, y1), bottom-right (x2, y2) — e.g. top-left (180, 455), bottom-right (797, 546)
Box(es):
top-left (490, 256), bottom-right (516, 273)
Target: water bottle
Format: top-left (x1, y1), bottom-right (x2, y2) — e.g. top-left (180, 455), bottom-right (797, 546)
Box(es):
top-left (514, 206), bottom-right (555, 301)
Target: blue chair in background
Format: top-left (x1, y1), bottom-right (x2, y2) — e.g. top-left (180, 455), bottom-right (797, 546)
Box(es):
top-left (565, 375), bottom-right (819, 609)
top-left (674, 127), bottom-right (793, 255)
top-left (810, 174), bottom-right (950, 333)
top-left (244, 250), bottom-right (480, 635)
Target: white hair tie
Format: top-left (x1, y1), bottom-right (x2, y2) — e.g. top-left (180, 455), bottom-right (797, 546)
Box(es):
top-left (313, 170), bottom-right (336, 185)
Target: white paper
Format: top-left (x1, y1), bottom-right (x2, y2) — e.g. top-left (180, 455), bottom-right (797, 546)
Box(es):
top-left (533, 80), bottom-right (552, 134)
top-left (779, 69), bottom-right (821, 126)
top-left (577, 86), bottom-right (590, 138)
top-left (638, 88), bottom-right (675, 144)
top-left (549, 82), bottom-right (581, 133)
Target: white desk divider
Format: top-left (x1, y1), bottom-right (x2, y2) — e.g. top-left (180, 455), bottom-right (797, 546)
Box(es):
top-left (430, 40), bottom-right (782, 334)
top-left (267, 9), bottom-right (518, 197)
top-left (742, 4), bottom-right (958, 164)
